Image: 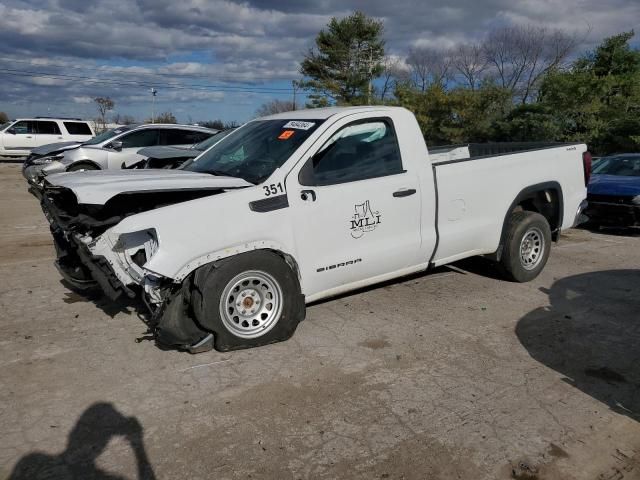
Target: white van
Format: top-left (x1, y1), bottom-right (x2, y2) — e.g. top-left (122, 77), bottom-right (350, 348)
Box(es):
top-left (0, 118), bottom-right (94, 157)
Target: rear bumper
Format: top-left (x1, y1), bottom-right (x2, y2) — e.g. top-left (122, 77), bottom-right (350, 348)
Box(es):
top-left (585, 201), bottom-right (640, 227)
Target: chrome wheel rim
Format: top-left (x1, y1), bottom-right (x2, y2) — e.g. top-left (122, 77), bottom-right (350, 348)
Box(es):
top-left (219, 270), bottom-right (283, 339)
top-left (519, 227), bottom-right (545, 270)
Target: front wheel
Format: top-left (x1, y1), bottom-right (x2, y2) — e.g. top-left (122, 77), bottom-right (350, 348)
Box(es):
top-left (192, 250), bottom-right (304, 351)
top-left (500, 211), bottom-right (552, 282)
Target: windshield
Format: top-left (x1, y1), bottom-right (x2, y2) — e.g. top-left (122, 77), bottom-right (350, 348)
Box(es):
top-left (82, 126), bottom-right (134, 145)
top-left (0, 121), bottom-right (11, 132)
top-left (193, 129), bottom-right (234, 151)
top-left (183, 119), bottom-right (323, 184)
top-left (592, 155), bottom-right (640, 177)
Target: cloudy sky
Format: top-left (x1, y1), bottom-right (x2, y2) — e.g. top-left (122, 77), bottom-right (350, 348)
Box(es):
top-left (0, 0), bottom-right (638, 124)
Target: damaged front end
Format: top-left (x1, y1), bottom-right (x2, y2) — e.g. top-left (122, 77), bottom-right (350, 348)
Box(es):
top-left (37, 181), bottom-right (228, 352)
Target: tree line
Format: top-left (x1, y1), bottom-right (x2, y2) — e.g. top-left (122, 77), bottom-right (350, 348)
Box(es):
top-left (294, 11), bottom-right (640, 155)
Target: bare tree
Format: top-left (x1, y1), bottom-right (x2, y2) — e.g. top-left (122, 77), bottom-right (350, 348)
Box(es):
top-left (378, 56), bottom-right (409, 101)
top-left (255, 99), bottom-right (295, 117)
top-left (0, 111), bottom-right (9, 123)
top-left (452, 43), bottom-right (488, 90)
top-left (482, 25), bottom-right (577, 103)
top-left (151, 112), bottom-right (177, 124)
top-left (406, 47), bottom-right (452, 91)
top-left (94, 97), bottom-right (114, 130)
top-left (199, 119), bottom-right (225, 130)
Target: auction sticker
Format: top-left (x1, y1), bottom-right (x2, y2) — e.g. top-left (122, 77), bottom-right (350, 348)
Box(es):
top-left (283, 121), bottom-right (315, 130)
top-left (278, 130), bottom-right (295, 140)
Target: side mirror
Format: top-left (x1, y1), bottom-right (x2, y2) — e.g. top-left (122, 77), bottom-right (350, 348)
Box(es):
top-left (110, 140), bottom-right (123, 151)
top-left (7, 128), bottom-right (16, 135)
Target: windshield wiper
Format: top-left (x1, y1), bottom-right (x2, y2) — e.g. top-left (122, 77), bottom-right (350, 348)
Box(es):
top-left (206, 169), bottom-right (233, 177)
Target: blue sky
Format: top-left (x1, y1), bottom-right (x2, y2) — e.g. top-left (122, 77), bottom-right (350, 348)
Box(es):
top-left (0, 0), bottom-right (638, 124)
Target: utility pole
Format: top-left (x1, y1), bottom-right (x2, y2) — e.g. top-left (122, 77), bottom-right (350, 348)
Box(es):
top-left (367, 47), bottom-right (373, 106)
top-left (292, 80), bottom-right (301, 111)
top-left (150, 88), bottom-right (157, 123)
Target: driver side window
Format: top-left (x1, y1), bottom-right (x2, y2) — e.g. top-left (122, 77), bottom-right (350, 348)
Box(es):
top-left (299, 118), bottom-right (404, 186)
top-left (119, 129), bottom-right (159, 148)
top-left (11, 121), bottom-right (35, 134)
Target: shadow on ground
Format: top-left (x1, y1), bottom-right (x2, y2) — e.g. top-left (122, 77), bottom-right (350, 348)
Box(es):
top-left (60, 280), bottom-right (148, 320)
top-left (579, 224), bottom-right (640, 237)
top-left (516, 269), bottom-right (640, 421)
top-left (8, 403), bottom-right (156, 479)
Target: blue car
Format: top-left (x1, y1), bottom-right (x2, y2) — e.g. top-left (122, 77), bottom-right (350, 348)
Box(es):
top-left (586, 154), bottom-right (640, 227)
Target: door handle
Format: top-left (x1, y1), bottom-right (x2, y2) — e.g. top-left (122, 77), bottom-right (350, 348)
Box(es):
top-left (300, 189), bottom-right (316, 202)
top-left (393, 188), bottom-right (416, 198)
top-left (26, 136), bottom-right (32, 139)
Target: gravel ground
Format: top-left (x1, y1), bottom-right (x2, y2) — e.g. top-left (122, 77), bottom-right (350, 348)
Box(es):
top-left (0, 162), bottom-right (638, 480)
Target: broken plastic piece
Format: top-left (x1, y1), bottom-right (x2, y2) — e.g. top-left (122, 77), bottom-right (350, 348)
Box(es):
top-left (188, 333), bottom-right (214, 354)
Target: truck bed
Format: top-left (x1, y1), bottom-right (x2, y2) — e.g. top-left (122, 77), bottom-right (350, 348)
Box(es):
top-left (428, 142), bottom-right (588, 266)
top-left (429, 142), bottom-right (584, 165)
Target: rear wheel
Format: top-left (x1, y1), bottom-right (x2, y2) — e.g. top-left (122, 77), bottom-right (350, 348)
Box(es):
top-left (500, 211), bottom-right (552, 282)
top-left (192, 251), bottom-right (304, 351)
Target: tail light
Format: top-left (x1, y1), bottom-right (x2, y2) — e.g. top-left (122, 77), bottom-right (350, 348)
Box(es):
top-left (582, 151), bottom-right (592, 186)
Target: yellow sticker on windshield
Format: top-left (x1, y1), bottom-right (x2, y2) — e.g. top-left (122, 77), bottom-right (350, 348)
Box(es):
top-left (278, 130), bottom-right (295, 140)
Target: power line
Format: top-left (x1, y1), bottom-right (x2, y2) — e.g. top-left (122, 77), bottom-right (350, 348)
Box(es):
top-left (0, 67), bottom-right (295, 94)
top-left (0, 56), bottom-right (297, 83)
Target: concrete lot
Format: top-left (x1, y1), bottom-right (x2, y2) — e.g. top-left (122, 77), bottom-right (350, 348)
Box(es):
top-left (0, 162), bottom-right (638, 480)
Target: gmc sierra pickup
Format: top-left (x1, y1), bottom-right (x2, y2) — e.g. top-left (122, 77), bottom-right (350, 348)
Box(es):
top-left (33, 106), bottom-right (591, 353)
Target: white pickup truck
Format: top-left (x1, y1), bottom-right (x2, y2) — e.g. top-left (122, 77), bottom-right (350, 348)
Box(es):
top-left (34, 106), bottom-right (591, 353)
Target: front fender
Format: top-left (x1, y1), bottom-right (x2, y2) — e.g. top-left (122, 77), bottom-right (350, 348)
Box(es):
top-left (109, 185), bottom-right (297, 283)
top-left (170, 240), bottom-right (295, 281)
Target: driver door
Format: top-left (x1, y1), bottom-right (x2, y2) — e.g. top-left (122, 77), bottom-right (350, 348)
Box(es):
top-left (3, 121), bottom-right (37, 153)
top-left (107, 129), bottom-right (159, 169)
top-left (285, 116), bottom-right (423, 298)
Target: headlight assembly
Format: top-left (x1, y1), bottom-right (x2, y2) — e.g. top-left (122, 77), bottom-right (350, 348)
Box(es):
top-left (31, 155), bottom-right (63, 165)
top-left (113, 229), bottom-right (159, 278)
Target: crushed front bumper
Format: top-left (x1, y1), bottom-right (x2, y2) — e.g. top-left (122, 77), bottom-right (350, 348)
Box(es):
top-left (51, 227), bottom-right (136, 300)
top-left (22, 159), bottom-right (66, 183)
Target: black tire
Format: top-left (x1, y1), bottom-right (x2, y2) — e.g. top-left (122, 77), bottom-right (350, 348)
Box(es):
top-left (191, 250), bottom-right (304, 352)
top-left (67, 162), bottom-right (99, 172)
top-left (500, 211), bottom-right (552, 282)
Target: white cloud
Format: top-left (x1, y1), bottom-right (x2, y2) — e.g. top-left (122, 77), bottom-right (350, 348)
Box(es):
top-left (72, 96), bottom-right (93, 104)
top-left (0, 0), bottom-right (637, 121)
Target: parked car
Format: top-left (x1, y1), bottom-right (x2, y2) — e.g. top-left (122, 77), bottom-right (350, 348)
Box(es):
top-left (0, 117), bottom-right (94, 157)
top-left (585, 153), bottom-right (640, 227)
top-left (32, 106), bottom-right (589, 353)
top-left (128, 128), bottom-right (236, 169)
top-left (22, 124), bottom-right (217, 182)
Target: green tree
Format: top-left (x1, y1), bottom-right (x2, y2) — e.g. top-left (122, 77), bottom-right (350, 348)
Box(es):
top-left (491, 103), bottom-right (563, 142)
top-left (394, 82), bottom-right (512, 145)
top-left (539, 31), bottom-right (640, 154)
top-left (300, 11), bottom-right (385, 106)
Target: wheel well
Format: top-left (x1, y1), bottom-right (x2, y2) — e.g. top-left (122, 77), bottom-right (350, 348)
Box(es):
top-left (515, 189), bottom-right (561, 235)
top-left (266, 249), bottom-right (302, 283)
top-left (493, 182), bottom-right (564, 260)
top-left (66, 160), bottom-right (101, 171)
top-left (191, 248), bottom-right (302, 286)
